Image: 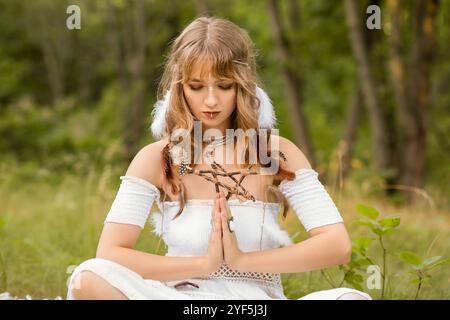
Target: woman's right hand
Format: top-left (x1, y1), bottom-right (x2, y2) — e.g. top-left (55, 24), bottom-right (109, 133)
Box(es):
top-left (202, 193), bottom-right (224, 275)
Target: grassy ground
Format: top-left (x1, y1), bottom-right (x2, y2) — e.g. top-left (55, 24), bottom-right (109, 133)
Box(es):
top-left (0, 160), bottom-right (449, 300)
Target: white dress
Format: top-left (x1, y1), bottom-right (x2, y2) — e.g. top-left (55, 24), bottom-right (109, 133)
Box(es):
top-left (66, 169), bottom-right (372, 300)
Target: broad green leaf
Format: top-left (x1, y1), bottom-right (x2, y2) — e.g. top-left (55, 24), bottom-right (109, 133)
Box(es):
top-left (379, 228), bottom-right (394, 235)
top-left (350, 252), bottom-right (359, 260)
top-left (352, 238), bottom-right (372, 256)
top-left (351, 246), bottom-right (361, 255)
top-left (353, 220), bottom-right (374, 229)
top-left (353, 274), bottom-right (364, 282)
top-left (379, 217), bottom-right (400, 229)
top-left (356, 203), bottom-right (380, 220)
top-left (372, 228), bottom-right (384, 236)
top-left (399, 251), bottom-right (423, 266)
top-left (355, 237), bottom-right (373, 248)
top-left (353, 258), bottom-right (371, 266)
top-left (346, 270), bottom-right (355, 277)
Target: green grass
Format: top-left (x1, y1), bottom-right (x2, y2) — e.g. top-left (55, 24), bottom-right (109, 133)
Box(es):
top-left (0, 160), bottom-right (449, 300)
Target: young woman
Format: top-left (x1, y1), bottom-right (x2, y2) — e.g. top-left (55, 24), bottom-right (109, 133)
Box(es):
top-left (67, 16), bottom-right (372, 300)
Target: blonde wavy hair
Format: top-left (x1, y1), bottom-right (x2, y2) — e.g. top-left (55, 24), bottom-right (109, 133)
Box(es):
top-left (156, 16), bottom-right (294, 217)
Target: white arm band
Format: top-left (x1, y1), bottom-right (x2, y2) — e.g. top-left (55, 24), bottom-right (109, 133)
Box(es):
top-left (104, 175), bottom-right (161, 228)
top-left (278, 169), bottom-right (344, 232)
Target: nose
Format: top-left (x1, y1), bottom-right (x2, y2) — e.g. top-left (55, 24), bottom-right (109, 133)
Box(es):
top-left (204, 87), bottom-right (218, 108)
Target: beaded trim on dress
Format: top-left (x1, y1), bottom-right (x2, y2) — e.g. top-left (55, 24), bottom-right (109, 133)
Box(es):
top-left (194, 263), bottom-right (283, 289)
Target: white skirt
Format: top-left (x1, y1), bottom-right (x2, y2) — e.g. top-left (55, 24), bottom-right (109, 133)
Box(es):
top-left (66, 258), bottom-right (372, 300)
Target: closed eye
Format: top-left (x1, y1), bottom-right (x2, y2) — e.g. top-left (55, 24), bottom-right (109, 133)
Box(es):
top-left (188, 84), bottom-right (233, 91)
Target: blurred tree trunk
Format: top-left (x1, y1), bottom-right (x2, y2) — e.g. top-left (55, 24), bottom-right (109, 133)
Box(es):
top-left (338, 84), bottom-right (363, 179)
top-left (388, 0), bottom-right (438, 196)
top-left (338, 4), bottom-right (379, 181)
top-left (34, 6), bottom-right (71, 104)
top-left (194, 0), bottom-right (212, 15)
top-left (106, 0), bottom-right (147, 161)
top-left (407, 0), bottom-right (438, 190)
top-left (344, 0), bottom-right (393, 178)
top-left (106, 0), bottom-right (128, 92)
top-left (38, 34), bottom-right (63, 102)
top-left (266, 0), bottom-right (315, 166)
top-left (74, 32), bottom-right (93, 105)
top-left (287, 0), bottom-right (300, 30)
top-left (127, 0), bottom-right (147, 157)
top-left (388, 0), bottom-right (418, 192)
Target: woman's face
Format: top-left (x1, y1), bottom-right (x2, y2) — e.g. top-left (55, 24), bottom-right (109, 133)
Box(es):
top-left (183, 65), bottom-right (237, 134)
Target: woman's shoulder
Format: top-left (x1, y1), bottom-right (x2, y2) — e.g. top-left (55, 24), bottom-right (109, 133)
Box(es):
top-left (124, 138), bottom-right (169, 189)
top-left (276, 135), bottom-right (312, 172)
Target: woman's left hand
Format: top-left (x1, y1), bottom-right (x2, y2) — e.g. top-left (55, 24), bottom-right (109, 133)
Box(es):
top-left (218, 191), bottom-right (246, 270)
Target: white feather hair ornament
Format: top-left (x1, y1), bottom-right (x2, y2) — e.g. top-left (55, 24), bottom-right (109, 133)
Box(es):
top-left (150, 86), bottom-right (277, 139)
top-left (255, 86), bottom-right (277, 129)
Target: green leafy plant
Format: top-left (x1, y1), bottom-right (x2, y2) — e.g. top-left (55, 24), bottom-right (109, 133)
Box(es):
top-left (352, 203), bottom-right (400, 299)
top-left (337, 236), bottom-right (374, 291)
top-left (399, 251), bottom-right (450, 299)
top-left (314, 202), bottom-right (450, 300)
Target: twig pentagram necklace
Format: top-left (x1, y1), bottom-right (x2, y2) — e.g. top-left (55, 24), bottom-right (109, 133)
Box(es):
top-left (178, 134), bottom-right (258, 201)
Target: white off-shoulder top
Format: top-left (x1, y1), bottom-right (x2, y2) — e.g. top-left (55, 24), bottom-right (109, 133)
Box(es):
top-left (104, 169), bottom-right (344, 257)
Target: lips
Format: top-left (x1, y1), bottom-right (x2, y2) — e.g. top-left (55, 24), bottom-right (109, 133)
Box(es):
top-left (202, 111), bottom-right (220, 119)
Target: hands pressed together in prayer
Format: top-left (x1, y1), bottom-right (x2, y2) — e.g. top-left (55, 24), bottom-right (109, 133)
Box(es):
top-left (203, 191), bottom-right (246, 274)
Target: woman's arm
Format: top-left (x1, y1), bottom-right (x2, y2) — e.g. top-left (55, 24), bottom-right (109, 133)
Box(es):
top-left (222, 136), bottom-right (352, 273)
top-left (96, 223), bottom-right (208, 281)
top-left (96, 141), bottom-right (223, 282)
top-left (229, 223), bottom-right (351, 273)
